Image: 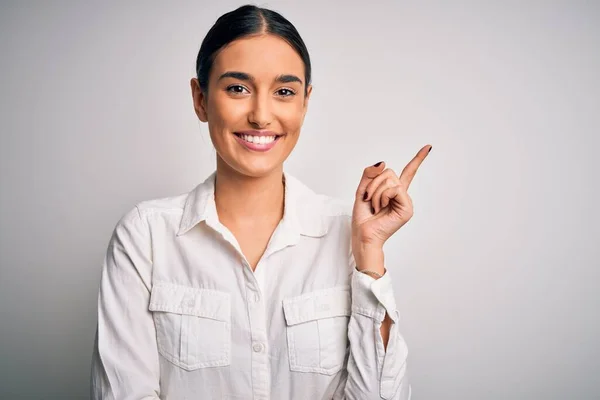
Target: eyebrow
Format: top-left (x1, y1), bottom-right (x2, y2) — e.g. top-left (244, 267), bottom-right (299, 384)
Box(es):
top-left (217, 71), bottom-right (303, 85)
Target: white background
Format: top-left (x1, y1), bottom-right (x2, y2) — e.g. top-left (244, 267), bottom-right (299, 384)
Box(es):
top-left (1, 1), bottom-right (598, 398)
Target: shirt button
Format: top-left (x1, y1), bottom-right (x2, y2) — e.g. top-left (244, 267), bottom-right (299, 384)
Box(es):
top-left (252, 342), bottom-right (264, 353)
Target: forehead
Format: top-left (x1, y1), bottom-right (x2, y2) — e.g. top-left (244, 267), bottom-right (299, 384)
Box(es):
top-left (211, 34), bottom-right (304, 80)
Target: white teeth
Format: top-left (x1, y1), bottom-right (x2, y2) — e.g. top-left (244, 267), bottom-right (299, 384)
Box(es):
top-left (241, 135), bottom-right (276, 144)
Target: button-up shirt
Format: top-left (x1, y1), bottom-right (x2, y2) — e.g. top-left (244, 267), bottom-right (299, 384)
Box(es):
top-left (90, 170), bottom-right (411, 399)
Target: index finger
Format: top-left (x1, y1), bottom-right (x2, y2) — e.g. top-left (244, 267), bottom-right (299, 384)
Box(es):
top-left (398, 145), bottom-right (432, 189)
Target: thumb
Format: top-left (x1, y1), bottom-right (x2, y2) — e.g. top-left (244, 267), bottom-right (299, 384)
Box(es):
top-left (355, 161), bottom-right (386, 201)
top-left (354, 161), bottom-right (385, 217)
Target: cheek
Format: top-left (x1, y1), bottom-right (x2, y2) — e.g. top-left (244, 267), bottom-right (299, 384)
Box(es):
top-left (280, 103), bottom-right (305, 132)
top-left (209, 95), bottom-right (245, 127)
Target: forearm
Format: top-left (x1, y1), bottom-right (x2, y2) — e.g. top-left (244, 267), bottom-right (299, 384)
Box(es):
top-left (353, 245), bottom-right (392, 350)
top-left (342, 255), bottom-right (410, 399)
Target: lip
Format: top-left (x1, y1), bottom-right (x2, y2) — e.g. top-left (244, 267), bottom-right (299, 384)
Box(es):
top-left (233, 131), bottom-right (283, 152)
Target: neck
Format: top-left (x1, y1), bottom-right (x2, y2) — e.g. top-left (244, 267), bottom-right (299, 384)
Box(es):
top-left (214, 158), bottom-right (285, 227)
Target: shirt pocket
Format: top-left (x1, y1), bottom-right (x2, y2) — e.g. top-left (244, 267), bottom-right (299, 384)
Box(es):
top-left (282, 285), bottom-right (351, 375)
top-left (148, 281), bottom-right (231, 371)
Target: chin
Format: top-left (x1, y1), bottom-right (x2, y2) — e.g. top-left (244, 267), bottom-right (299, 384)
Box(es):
top-left (238, 162), bottom-right (282, 178)
top-left (216, 134), bottom-right (294, 178)
top-left (220, 156), bottom-right (282, 179)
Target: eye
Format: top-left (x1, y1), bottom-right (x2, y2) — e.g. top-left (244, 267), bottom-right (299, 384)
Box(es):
top-left (276, 88), bottom-right (296, 97)
top-left (226, 85), bottom-right (249, 95)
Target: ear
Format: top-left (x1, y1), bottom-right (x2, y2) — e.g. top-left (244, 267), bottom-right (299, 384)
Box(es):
top-left (302, 84), bottom-right (312, 117)
top-left (190, 78), bottom-right (208, 122)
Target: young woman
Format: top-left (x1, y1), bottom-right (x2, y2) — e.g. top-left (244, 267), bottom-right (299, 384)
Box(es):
top-left (91, 4), bottom-right (431, 399)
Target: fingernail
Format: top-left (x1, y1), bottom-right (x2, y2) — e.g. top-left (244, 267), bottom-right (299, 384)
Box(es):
top-left (373, 161), bottom-right (383, 167)
top-left (428, 146), bottom-right (433, 153)
top-left (363, 192), bottom-right (368, 201)
top-left (371, 206), bottom-right (375, 214)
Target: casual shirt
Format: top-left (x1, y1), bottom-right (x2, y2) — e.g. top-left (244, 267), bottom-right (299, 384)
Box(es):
top-left (90, 170), bottom-right (411, 399)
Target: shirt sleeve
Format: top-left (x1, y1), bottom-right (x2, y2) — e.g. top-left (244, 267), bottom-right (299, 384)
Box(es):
top-left (338, 251), bottom-right (411, 400)
top-left (90, 206), bottom-right (161, 400)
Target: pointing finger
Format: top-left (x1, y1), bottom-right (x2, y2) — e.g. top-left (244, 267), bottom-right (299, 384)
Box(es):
top-left (399, 145), bottom-right (432, 189)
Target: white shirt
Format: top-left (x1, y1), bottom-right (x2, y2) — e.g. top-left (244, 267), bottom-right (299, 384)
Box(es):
top-left (90, 170), bottom-right (411, 400)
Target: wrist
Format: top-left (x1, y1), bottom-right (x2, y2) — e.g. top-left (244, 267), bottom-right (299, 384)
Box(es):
top-left (356, 268), bottom-right (386, 279)
top-left (353, 244), bottom-right (385, 276)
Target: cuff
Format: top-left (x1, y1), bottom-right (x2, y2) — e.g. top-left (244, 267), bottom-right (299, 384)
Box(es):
top-left (352, 267), bottom-right (399, 323)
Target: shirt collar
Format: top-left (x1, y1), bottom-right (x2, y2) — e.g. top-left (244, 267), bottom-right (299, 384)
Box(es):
top-left (176, 170), bottom-right (329, 239)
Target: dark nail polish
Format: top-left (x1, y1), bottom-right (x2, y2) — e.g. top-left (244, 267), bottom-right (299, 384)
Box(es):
top-left (428, 146), bottom-right (433, 153)
top-left (371, 206), bottom-right (375, 214)
top-left (373, 161), bottom-right (383, 167)
top-left (363, 192), bottom-right (368, 201)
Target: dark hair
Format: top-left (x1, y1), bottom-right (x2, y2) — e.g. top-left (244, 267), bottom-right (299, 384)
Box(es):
top-left (195, 4), bottom-right (311, 96)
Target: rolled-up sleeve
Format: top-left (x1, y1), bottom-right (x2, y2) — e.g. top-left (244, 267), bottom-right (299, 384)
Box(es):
top-left (90, 206), bottom-right (160, 399)
top-left (340, 254), bottom-right (411, 399)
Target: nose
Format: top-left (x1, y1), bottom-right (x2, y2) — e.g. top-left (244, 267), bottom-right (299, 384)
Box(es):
top-left (247, 92), bottom-right (272, 128)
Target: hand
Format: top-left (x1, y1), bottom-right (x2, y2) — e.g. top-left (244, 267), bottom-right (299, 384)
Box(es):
top-left (352, 145), bottom-right (432, 252)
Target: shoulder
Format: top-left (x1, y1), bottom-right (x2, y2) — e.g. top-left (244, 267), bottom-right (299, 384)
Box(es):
top-left (286, 172), bottom-right (352, 216)
top-left (111, 190), bottom-right (190, 236)
top-left (313, 193), bottom-right (353, 219)
top-left (133, 191), bottom-right (188, 218)
top-left (285, 172), bottom-right (353, 239)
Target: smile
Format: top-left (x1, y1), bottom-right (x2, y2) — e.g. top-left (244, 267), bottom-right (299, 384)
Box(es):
top-left (233, 133), bottom-right (282, 152)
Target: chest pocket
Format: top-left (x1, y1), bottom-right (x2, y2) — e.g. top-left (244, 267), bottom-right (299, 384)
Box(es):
top-left (148, 281), bottom-right (231, 371)
top-left (283, 285), bottom-right (351, 375)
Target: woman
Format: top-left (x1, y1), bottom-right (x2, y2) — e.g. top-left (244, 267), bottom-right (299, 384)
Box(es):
top-left (91, 4), bottom-right (430, 399)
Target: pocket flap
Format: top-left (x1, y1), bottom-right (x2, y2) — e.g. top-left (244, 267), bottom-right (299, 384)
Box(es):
top-left (148, 280), bottom-right (230, 321)
top-left (283, 285), bottom-right (351, 326)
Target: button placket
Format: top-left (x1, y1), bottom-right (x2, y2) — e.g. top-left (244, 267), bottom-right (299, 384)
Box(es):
top-left (248, 292), bottom-right (260, 305)
top-left (253, 342), bottom-right (265, 353)
top-left (244, 260), bottom-right (270, 399)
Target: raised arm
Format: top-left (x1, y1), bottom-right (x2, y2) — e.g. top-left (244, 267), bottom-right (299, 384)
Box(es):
top-left (339, 146), bottom-right (432, 399)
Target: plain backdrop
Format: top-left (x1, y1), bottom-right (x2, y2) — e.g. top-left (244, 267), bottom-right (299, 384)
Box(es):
top-left (1, 1), bottom-right (599, 398)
